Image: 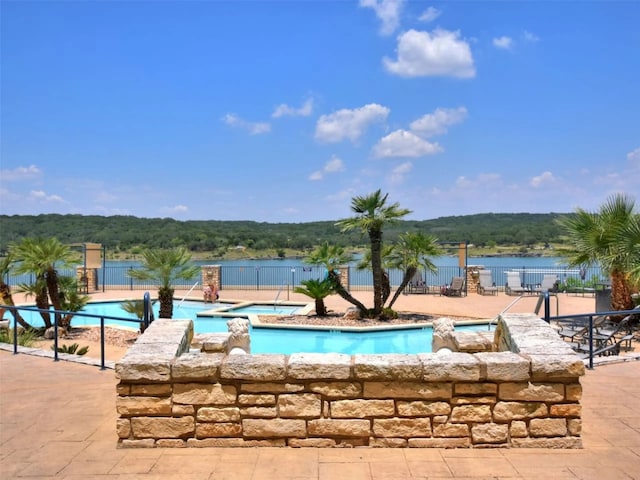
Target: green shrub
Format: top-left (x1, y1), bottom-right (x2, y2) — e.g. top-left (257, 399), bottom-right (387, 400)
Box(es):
top-left (51, 343), bottom-right (89, 356)
top-left (0, 327), bottom-right (39, 347)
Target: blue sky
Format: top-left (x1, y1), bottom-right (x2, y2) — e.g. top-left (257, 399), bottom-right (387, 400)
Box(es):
top-left (1, 0), bottom-right (638, 223)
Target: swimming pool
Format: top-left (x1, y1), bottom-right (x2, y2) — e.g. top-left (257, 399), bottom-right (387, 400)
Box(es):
top-left (11, 300), bottom-right (490, 354)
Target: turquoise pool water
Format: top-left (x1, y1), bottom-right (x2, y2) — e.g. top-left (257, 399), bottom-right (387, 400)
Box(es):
top-left (11, 301), bottom-right (489, 354)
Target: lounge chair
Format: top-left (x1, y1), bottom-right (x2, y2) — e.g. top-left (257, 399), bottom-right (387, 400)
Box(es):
top-left (443, 276), bottom-right (465, 297)
top-left (477, 270), bottom-right (498, 296)
top-left (406, 271), bottom-right (427, 294)
top-left (577, 334), bottom-right (634, 360)
top-left (533, 274), bottom-right (559, 293)
top-left (505, 272), bottom-right (529, 296)
top-left (557, 315), bottom-right (607, 343)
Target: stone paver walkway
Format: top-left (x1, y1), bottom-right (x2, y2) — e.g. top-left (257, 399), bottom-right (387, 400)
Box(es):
top-left (1, 351), bottom-right (639, 479)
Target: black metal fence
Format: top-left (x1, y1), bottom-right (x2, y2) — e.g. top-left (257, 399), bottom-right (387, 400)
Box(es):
top-left (4, 264), bottom-right (604, 293)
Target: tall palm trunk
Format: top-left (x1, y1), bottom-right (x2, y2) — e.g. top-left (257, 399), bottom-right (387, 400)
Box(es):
top-left (610, 268), bottom-right (633, 312)
top-left (387, 266), bottom-right (417, 309)
top-left (327, 271), bottom-right (367, 316)
top-left (45, 267), bottom-right (63, 311)
top-left (0, 283), bottom-right (33, 329)
top-left (158, 287), bottom-right (174, 318)
top-left (369, 230), bottom-right (384, 315)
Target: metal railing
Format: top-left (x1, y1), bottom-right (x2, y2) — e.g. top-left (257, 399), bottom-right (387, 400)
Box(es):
top-left (2, 293), bottom-right (154, 370)
top-left (542, 293), bottom-right (638, 370)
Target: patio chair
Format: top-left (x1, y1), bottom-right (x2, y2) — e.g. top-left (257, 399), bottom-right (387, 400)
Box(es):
top-left (577, 334), bottom-right (634, 359)
top-left (406, 271), bottom-right (427, 294)
top-left (533, 274), bottom-right (559, 293)
top-left (443, 276), bottom-right (465, 297)
top-left (477, 270), bottom-right (498, 296)
top-left (505, 272), bottom-right (529, 296)
top-left (557, 315), bottom-right (607, 343)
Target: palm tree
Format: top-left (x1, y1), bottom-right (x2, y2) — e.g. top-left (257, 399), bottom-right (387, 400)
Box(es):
top-left (0, 254), bottom-right (33, 330)
top-left (127, 247), bottom-right (199, 318)
top-left (304, 242), bottom-right (367, 314)
top-left (294, 278), bottom-right (334, 316)
top-left (385, 232), bottom-right (441, 309)
top-left (336, 190), bottom-right (411, 317)
top-left (558, 193), bottom-right (640, 311)
top-left (10, 238), bottom-right (79, 328)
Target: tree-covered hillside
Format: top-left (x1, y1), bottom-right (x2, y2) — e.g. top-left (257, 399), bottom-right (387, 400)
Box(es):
top-left (0, 213), bottom-right (569, 255)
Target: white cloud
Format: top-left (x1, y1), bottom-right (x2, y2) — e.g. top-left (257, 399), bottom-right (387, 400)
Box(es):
top-left (315, 103), bottom-right (390, 143)
top-left (530, 171), bottom-right (557, 187)
top-left (161, 205), bottom-right (189, 215)
top-left (383, 29), bottom-right (475, 78)
top-left (627, 147), bottom-right (640, 168)
top-left (372, 129), bottom-right (442, 158)
top-left (493, 36), bottom-right (513, 50)
top-left (30, 190), bottom-right (64, 203)
top-left (390, 161), bottom-right (412, 184)
top-left (0, 164), bottom-right (42, 181)
top-left (523, 30), bottom-right (540, 42)
top-left (418, 6), bottom-right (441, 23)
top-left (222, 113), bottom-right (271, 134)
top-left (410, 107), bottom-right (468, 138)
top-left (359, 0), bottom-right (404, 36)
top-left (272, 98), bottom-right (314, 118)
top-left (309, 155), bottom-right (345, 181)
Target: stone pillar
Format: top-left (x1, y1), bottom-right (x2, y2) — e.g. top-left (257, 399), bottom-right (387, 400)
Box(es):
top-left (337, 265), bottom-right (350, 290)
top-left (76, 267), bottom-right (98, 292)
top-left (201, 265), bottom-right (222, 290)
top-left (466, 266), bottom-right (482, 294)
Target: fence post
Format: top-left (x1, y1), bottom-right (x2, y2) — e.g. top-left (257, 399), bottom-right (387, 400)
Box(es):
top-left (544, 292), bottom-right (550, 323)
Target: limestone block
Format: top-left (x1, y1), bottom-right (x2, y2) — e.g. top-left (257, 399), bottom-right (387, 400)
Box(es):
top-left (373, 418), bottom-right (432, 438)
top-left (129, 384), bottom-right (172, 396)
top-left (452, 396), bottom-right (496, 405)
top-left (432, 415), bottom-right (448, 424)
top-left (527, 354), bottom-right (585, 380)
top-left (118, 439), bottom-right (155, 448)
top-left (156, 439), bottom-right (186, 448)
top-left (241, 382), bottom-right (305, 393)
top-left (511, 437), bottom-right (582, 448)
top-left (309, 382), bottom-right (361, 398)
top-left (242, 418), bottom-right (306, 438)
top-left (499, 382), bottom-right (565, 402)
top-left (187, 438), bottom-right (286, 447)
top-left (220, 354), bottom-right (286, 381)
top-left (369, 437), bottom-right (408, 448)
top-left (307, 419), bottom-right (370, 437)
top-left (492, 402), bottom-right (548, 421)
top-left (289, 438), bottom-right (337, 447)
top-left (117, 384), bottom-right (131, 395)
top-left (471, 423), bottom-right (508, 444)
top-left (432, 318), bottom-right (456, 353)
top-left (239, 406), bottom-right (277, 418)
top-left (172, 383), bottom-right (237, 405)
top-left (550, 404), bottom-right (581, 417)
top-left (568, 419), bottom-right (582, 436)
top-left (566, 383), bottom-right (582, 402)
top-left (454, 382), bottom-right (497, 395)
top-left (408, 437), bottom-right (470, 448)
top-left (227, 318), bottom-right (250, 353)
top-left (288, 353), bottom-right (351, 380)
top-left (453, 331), bottom-right (494, 353)
top-left (419, 353), bottom-right (480, 381)
top-left (116, 396), bottom-right (172, 416)
top-left (172, 405), bottom-right (194, 415)
top-left (363, 381), bottom-right (452, 400)
top-left (278, 393), bottom-right (322, 418)
top-left (238, 394), bottom-right (276, 406)
top-left (396, 401), bottom-right (451, 417)
top-left (192, 333), bottom-right (230, 353)
top-left (117, 418), bottom-right (131, 438)
top-left (197, 407), bottom-right (241, 422)
top-left (330, 399), bottom-right (395, 418)
top-left (131, 417), bottom-right (195, 439)
top-left (432, 424), bottom-right (469, 438)
top-left (510, 421), bottom-right (528, 438)
top-left (172, 352), bottom-right (224, 381)
top-left (353, 354), bottom-right (422, 380)
top-left (450, 405), bottom-right (492, 423)
top-left (529, 418), bottom-right (568, 437)
top-left (116, 356), bottom-right (173, 383)
top-left (474, 352), bottom-right (530, 381)
top-left (196, 422), bottom-right (242, 438)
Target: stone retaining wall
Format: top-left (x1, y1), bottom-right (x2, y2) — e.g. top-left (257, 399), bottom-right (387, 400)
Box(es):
top-left (115, 313), bottom-right (585, 448)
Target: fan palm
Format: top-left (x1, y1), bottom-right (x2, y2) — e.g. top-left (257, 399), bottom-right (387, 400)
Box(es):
top-left (0, 254), bottom-right (33, 329)
top-left (558, 193), bottom-right (639, 311)
top-left (336, 190), bottom-right (411, 317)
top-left (127, 247), bottom-right (199, 318)
top-left (294, 278), bottom-right (334, 316)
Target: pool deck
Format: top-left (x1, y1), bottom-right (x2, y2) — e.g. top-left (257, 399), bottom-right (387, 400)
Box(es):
top-left (2, 289), bottom-right (640, 478)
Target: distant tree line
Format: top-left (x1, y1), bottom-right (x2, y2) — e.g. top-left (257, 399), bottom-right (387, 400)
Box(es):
top-left (0, 212), bottom-right (570, 255)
